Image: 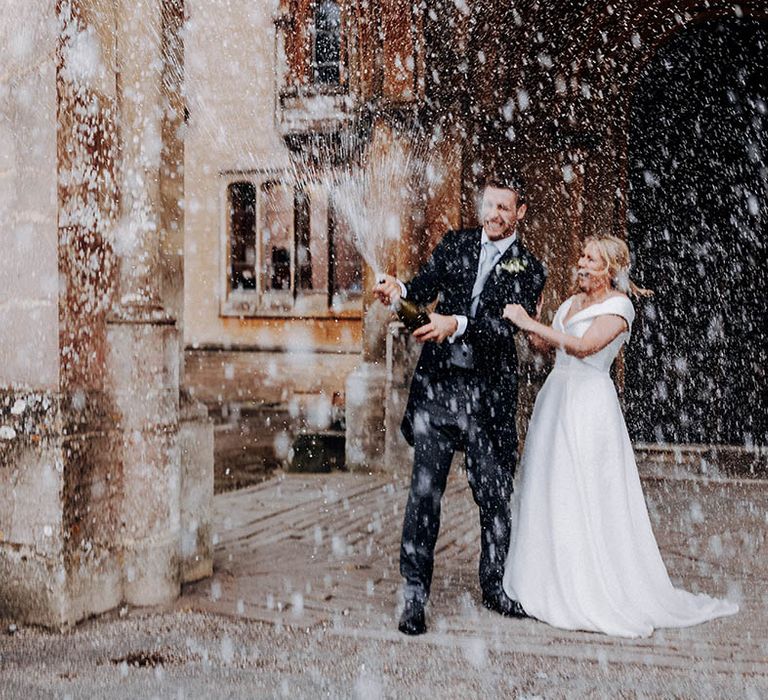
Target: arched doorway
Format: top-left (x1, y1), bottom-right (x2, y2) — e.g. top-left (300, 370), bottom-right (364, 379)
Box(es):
top-left (625, 17), bottom-right (768, 447)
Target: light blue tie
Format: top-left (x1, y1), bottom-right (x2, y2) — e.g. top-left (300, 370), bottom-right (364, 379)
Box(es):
top-left (470, 241), bottom-right (500, 316)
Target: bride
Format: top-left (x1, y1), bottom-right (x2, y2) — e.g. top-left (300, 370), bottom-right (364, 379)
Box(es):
top-left (501, 235), bottom-right (738, 638)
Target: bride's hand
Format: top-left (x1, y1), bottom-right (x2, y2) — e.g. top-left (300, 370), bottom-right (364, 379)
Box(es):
top-left (503, 303), bottom-right (532, 330)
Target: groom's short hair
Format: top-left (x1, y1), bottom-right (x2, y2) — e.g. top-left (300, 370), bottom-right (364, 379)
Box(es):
top-left (484, 169), bottom-right (527, 205)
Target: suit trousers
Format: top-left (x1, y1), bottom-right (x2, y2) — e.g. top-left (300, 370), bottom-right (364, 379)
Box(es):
top-left (399, 372), bottom-right (515, 603)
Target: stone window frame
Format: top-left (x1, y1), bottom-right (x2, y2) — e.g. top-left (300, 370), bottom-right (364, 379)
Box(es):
top-left (219, 169), bottom-right (362, 319)
top-left (276, 0), bottom-right (350, 97)
top-left (274, 1), bottom-right (361, 136)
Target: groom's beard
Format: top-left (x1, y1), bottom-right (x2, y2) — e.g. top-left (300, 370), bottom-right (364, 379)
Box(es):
top-left (484, 219), bottom-right (516, 240)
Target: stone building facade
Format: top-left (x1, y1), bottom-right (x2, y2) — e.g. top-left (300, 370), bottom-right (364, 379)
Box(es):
top-left (178, 0), bottom-right (763, 471)
top-left (182, 1), bottom-right (363, 415)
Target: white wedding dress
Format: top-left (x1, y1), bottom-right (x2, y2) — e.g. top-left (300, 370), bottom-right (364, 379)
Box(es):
top-left (503, 295), bottom-right (738, 638)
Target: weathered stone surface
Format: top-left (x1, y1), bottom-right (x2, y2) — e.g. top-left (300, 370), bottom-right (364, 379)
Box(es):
top-left (106, 319), bottom-right (182, 606)
top-left (184, 348), bottom-right (360, 407)
top-left (0, 4), bottom-right (59, 391)
top-left (117, 428), bottom-right (181, 605)
top-left (0, 443), bottom-right (63, 555)
top-left (105, 322), bottom-right (180, 431)
top-left (179, 393), bottom-right (214, 583)
top-left (0, 546), bottom-right (69, 629)
top-left (344, 362), bottom-right (387, 472)
top-left (118, 430), bottom-right (180, 538)
top-left (122, 534), bottom-right (181, 607)
top-left (384, 322), bottom-right (420, 475)
top-left (0, 410), bottom-right (124, 627)
top-left (61, 546), bottom-right (123, 628)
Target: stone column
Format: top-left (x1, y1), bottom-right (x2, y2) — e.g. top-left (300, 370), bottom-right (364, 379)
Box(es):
top-left (344, 266), bottom-right (390, 471)
top-left (158, 0), bottom-right (214, 585)
top-left (179, 391), bottom-right (214, 583)
top-left (0, 0), bottom-right (125, 628)
top-left (107, 0), bottom-right (181, 606)
top-left (0, 0), bottom-right (212, 628)
top-left (344, 123), bottom-right (402, 472)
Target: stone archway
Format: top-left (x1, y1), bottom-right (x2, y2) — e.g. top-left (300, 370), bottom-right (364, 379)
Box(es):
top-left (465, 2), bottom-right (768, 450)
top-left (623, 17), bottom-right (768, 446)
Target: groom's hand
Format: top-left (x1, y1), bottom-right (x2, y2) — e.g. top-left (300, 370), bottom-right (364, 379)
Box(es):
top-left (412, 313), bottom-right (458, 344)
top-left (373, 274), bottom-right (401, 306)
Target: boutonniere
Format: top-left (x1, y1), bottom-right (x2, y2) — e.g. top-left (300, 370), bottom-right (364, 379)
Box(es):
top-left (496, 257), bottom-right (528, 275)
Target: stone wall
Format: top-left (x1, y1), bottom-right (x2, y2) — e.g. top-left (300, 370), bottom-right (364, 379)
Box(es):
top-left (185, 347), bottom-right (361, 407)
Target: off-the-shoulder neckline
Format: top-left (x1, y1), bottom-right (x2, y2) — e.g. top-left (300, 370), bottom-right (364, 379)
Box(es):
top-left (562, 294), bottom-right (631, 327)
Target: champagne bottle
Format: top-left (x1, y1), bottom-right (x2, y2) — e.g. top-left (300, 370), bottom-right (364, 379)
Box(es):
top-left (394, 297), bottom-right (431, 333)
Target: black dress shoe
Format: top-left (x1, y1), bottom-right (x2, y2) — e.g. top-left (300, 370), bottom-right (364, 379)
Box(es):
top-left (482, 591), bottom-right (528, 619)
top-left (398, 598), bottom-right (427, 635)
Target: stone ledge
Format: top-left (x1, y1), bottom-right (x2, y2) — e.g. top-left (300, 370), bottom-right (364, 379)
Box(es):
top-left (636, 443), bottom-right (768, 480)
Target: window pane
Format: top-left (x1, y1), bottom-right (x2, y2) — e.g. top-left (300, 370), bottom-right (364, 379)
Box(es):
top-left (315, 32), bottom-right (339, 64)
top-left (228, 182), bottom-right (256, 291)
top-left (316, 63), bottom-right (340, 85)
top-left (260, 182), bottom-right (294, 294)
top-left (313, 1), bottom-right (341, 85)
top-left (315, 1), bottom-right (340, 33)
top-left (308, 188), bottom-right (329, 293)
top-left (295, 189), bottom-right (312, 291)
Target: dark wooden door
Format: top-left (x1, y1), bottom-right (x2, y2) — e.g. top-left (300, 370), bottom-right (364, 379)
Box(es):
top-left (625, 18), bottom-right (768, 446)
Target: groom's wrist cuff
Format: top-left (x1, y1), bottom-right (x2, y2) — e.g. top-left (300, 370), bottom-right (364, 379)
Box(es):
top-left (449, 315), bottom-right (467, 342)
top-left (397, 280), bottom-right (407, 298)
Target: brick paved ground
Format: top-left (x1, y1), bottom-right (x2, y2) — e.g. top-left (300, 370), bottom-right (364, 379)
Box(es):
top-left (2, 471), bottom-right (766, 698)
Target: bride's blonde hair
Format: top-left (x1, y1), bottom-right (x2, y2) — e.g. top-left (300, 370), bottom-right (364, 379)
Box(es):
top-left (583, 235), bottom-right (653, 297)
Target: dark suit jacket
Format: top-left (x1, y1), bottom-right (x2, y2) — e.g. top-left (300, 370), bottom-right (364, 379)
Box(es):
top-left (401, 227), bottom-right (546, 455)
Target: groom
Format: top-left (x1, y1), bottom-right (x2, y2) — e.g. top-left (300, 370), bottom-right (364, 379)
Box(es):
top-left (374, 170), bottom-right (546, 635)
